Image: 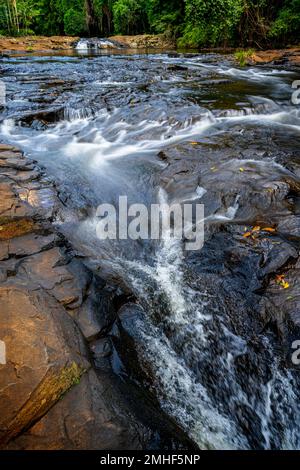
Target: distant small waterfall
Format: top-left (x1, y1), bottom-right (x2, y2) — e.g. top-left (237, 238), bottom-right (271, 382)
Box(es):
top-left (75, 38), bottom-right (122, 51)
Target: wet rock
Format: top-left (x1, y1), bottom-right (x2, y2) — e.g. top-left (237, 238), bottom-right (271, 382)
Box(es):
top-left (8, 233), bottom-right (57, 257)
top-left (0, 217), bottom-right (37, 241)
top-left (74, 275), bottom-right (117, 340)
top-left (0, 145), bottom-right (20, 152)
top-left (157, 151), bottom-right (168, 161)
top-left (5, 369), bottom-right (150, 450)
top-left (259, 241), bottom-right (298, 277)
top-left (0, 146), bottom-right (92, 447)
top-left (168, 64), bottom-right (188, 72)
top-left (0, 157), bottom-right (34, 171)
top-left (17, 108), bottom-right (64, 127)
top-left (15, 247), bottom-right (89, 308)
top-left (0, 143), bottom-right (191, 451)
top-left (111, 303), bottom-right (155, 384)
top-left (0, 285), bottom-right (90, 446)
top-left (91, 338), bottom-right (112, 368)
top-left (75, 297), bottom-right (104, 341)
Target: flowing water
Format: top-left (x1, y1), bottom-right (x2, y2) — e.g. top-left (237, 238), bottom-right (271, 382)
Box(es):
top-left (1, 50), bottom-right (300, 449)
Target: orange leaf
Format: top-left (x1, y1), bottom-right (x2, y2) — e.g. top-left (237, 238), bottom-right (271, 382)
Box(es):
top-left (243, 232), bottom-right (252, 238)
top-left (252, 226), bottom-right (261, 232)
top-left (262, 227), bottom-right (276, 232)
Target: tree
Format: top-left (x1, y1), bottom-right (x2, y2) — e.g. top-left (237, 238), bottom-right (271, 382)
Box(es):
top-left (113, 0), bottom-right (148, 35)
top-left (0, 0), bottom-right (299, 48)
top-left (179, 0), bottom-right (244, 47)
top-left (146, 0), bottom-right (185, 36)
top-left (85, 0), bottom-right (98, 35)
top-left (269, 0), bottom-right (300, 45)
top-left (64, 7), bottom-right (86, 35)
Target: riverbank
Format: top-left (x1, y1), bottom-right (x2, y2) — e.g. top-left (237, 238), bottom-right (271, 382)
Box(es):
top-left (0, 36), bottom-right (78, 53)
top-left (0, 34), bottom-right (175, 53)
top-left (1, 36), bottom-right (299, 67)
top-left (250, 47), bottom-right (300, 66)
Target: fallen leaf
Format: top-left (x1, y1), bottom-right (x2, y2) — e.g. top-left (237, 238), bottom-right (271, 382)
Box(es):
top-left (190, 141), bottom-right (198, 146)
top-left (243, 232), bottom-right (252, 238)
top-left (252, 226), bottom-right (261, 232)
top-left (275, 274), bottom-right (290, 289)
top-left (239, 167), bottom-right (245, 172)
top-left (262, 227), bottom-right (276, 232)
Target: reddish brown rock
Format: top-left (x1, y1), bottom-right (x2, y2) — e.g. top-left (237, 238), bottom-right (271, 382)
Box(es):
top-left (5, 370), bottom-right (149, 450)
top-left (0, 36), bottom-right (78, 53)
top-left (250, 48), bottom-right (300, 66)
top-left (0, 285), bottom-right (90, 446)
top-left (110, 34), bottom-right (175, 49)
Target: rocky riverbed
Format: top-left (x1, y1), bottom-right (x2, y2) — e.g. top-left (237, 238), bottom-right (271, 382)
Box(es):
top-left (0, 49), bottom-right (300, 450)
top-left (0, 143), bottom-right (194, 450)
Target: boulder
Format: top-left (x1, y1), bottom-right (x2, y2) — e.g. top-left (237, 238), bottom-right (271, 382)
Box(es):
top-left (0, 285), bottom-right (89, 446)
top-left (5, 369), bottom-right (150, 450)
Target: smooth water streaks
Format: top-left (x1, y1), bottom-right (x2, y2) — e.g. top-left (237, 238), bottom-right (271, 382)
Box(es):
top-left (1, 52), bottom-right (300, 450)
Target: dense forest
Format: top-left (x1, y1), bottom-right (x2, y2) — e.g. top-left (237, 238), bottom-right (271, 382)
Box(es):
top-left (0, 0), bottom-right (299, 48)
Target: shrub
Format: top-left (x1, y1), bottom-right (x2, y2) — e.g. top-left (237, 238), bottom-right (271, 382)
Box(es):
top-left (63, 8), bottom-right (85, 36)
top-left (234, 49), bottom-right (255, 66)
top-left (269, 0), bottom-right (300, 44)
top-left (179, 0), bottom-right (244, 47)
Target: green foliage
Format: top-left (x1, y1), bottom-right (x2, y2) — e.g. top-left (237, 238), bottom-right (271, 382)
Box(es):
top-left (63, 8), bottom-right (86, 35)
top-left (0, 0), bottom-right (299, 47)
top-left (234, 48), bottom-right (255, 66)
top-left (0, 0), bottom-right (41, 35)
top-left (113, 0), bottom-right (147, 35)
top-left (269, 0), bottom-right (300, 43)
top-left (179, 0), bottom-right (244, 47)
top-left (147, 0), bottom-right (184, 36)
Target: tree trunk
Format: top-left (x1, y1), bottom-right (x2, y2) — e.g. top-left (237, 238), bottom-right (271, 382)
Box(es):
top-left (85, 0), bottom-right (98, 37)
top-left (102, 5), bottom-right (112, 36)
top-left (11, 0), bottom-right (19, 33)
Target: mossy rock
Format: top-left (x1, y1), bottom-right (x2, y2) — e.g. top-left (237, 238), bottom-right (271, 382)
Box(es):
top-left (0, 218), bottom-right (36, 240)
top-left (0, 362), bottom-right (86, 446)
